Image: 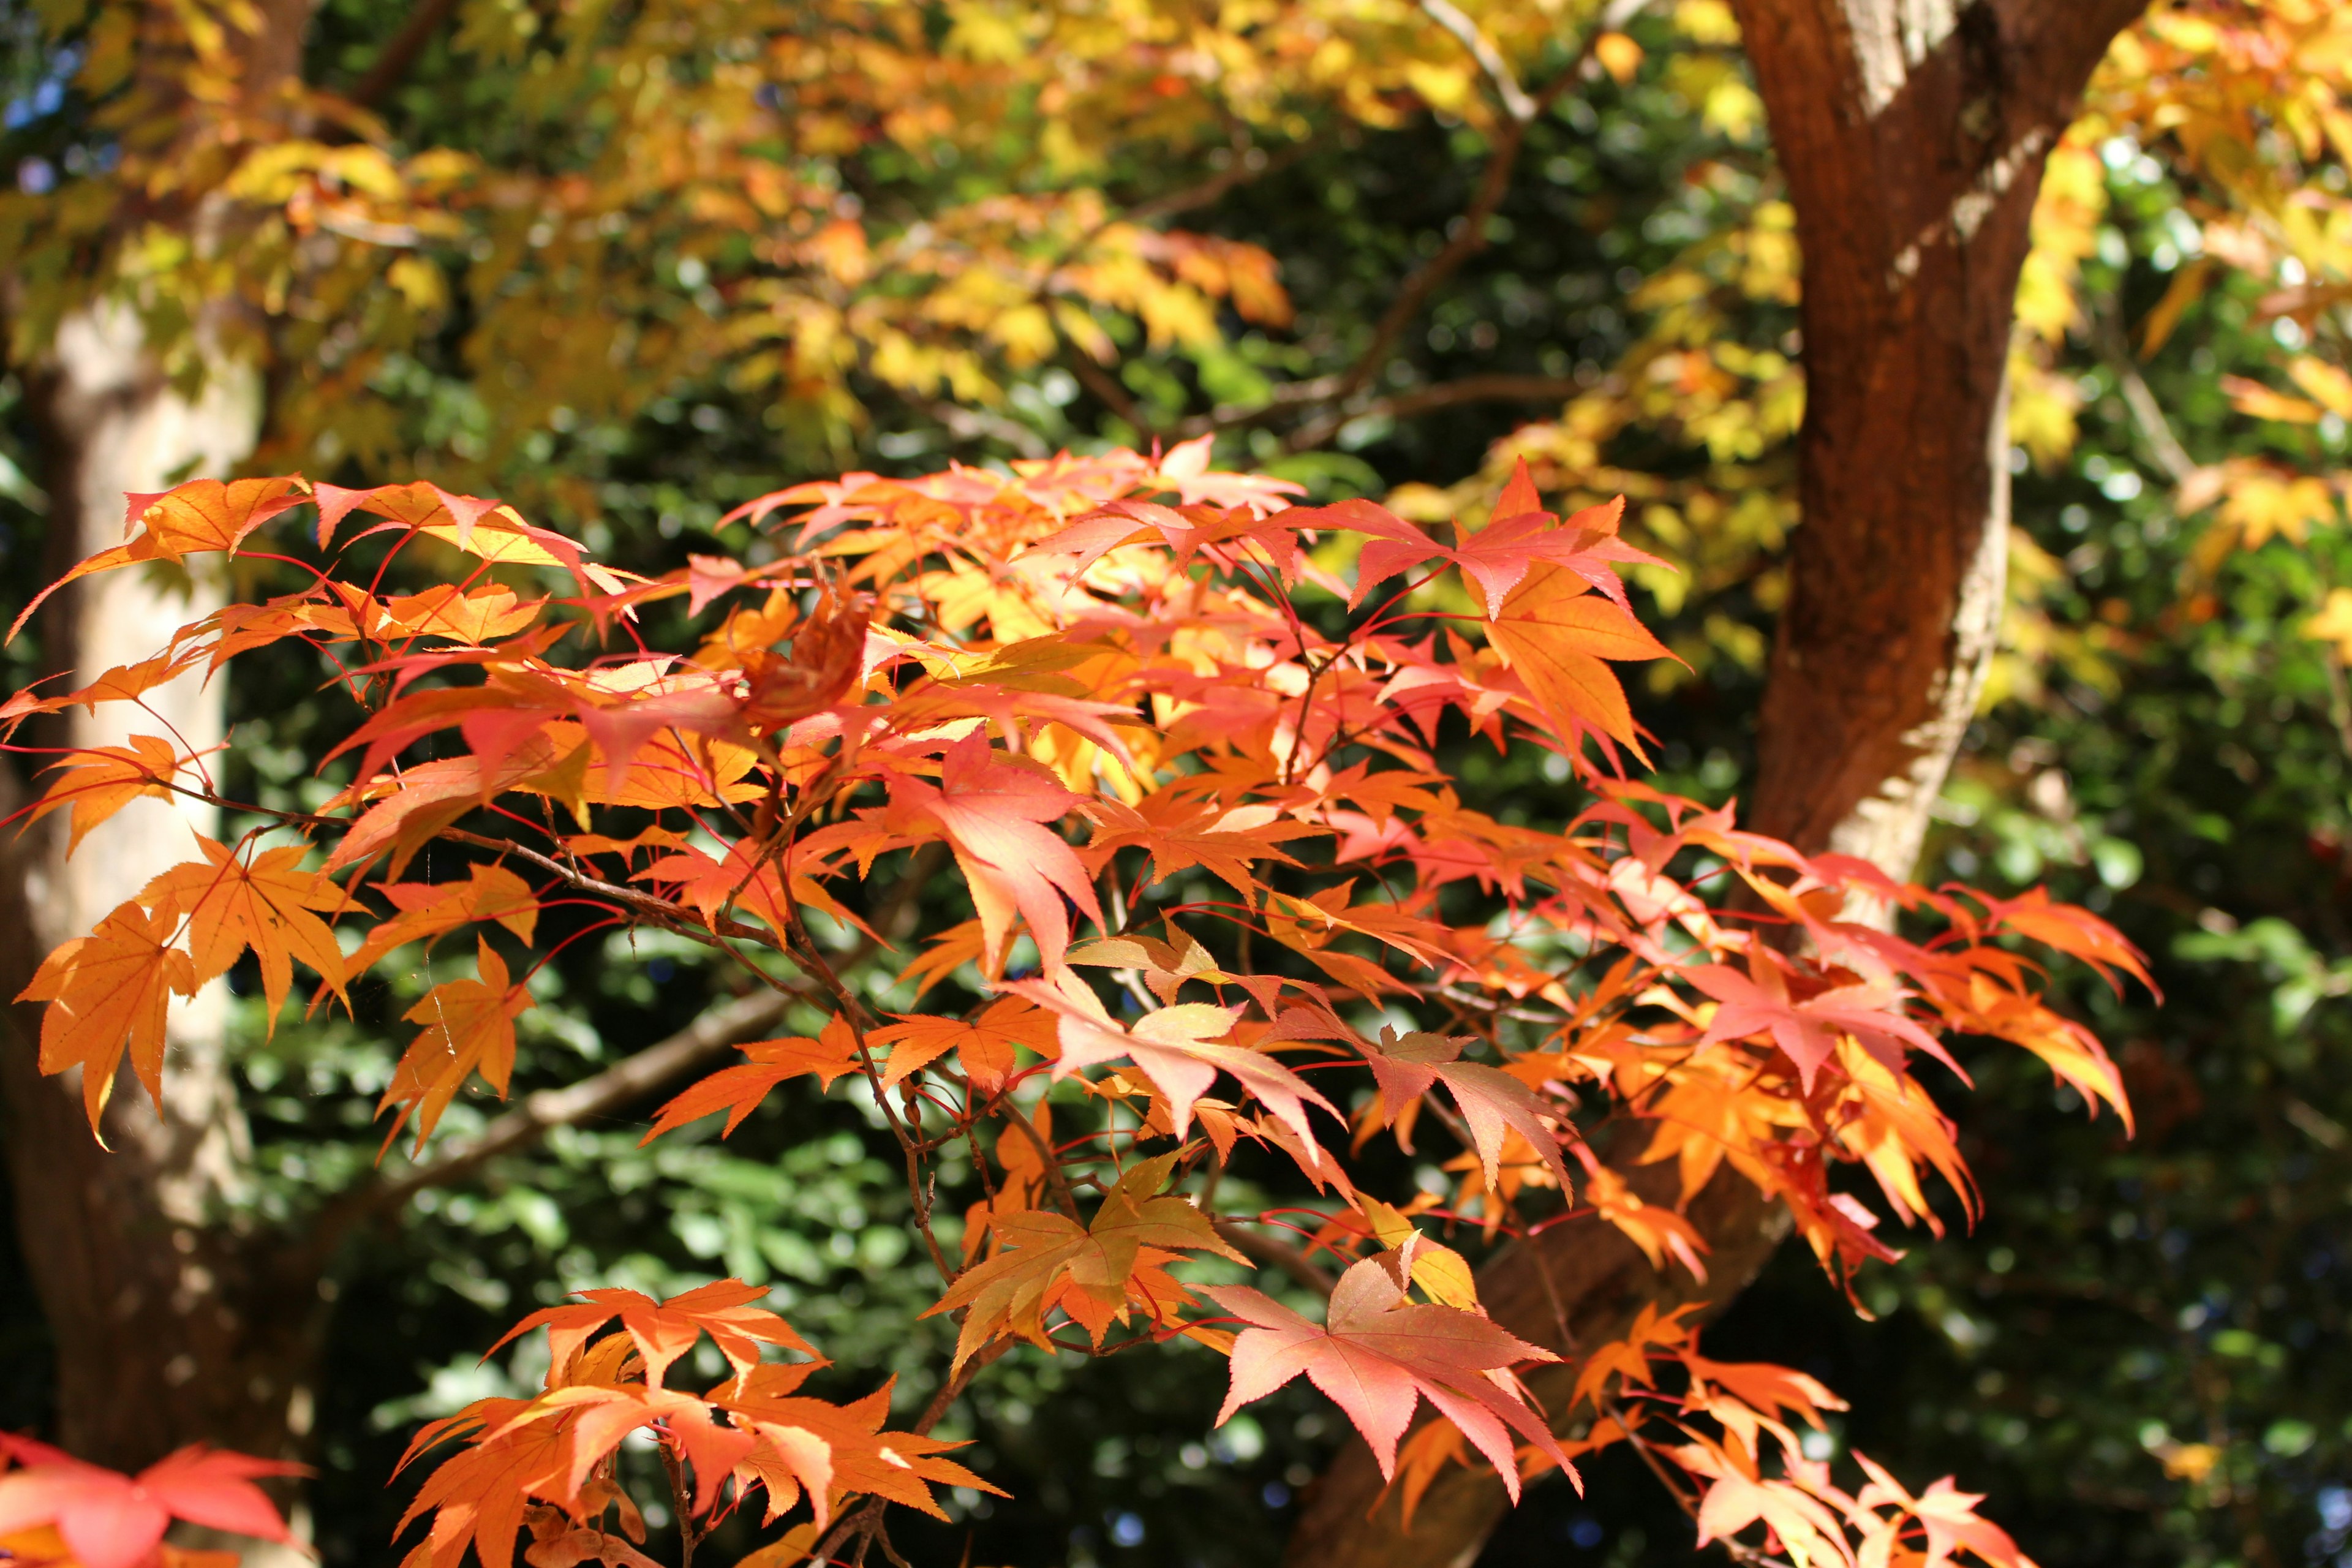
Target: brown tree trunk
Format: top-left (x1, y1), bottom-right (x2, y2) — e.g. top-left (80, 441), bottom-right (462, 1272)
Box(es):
top-left (1283, 4), bottom-right (2147, 1564)
top-left (1739, 0), bottom-right (2150, 872)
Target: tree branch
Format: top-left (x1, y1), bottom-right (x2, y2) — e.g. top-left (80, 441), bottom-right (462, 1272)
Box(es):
top-left (1283, 372), bottom-right (1583, 452)
top-left (347, 0), bottom-right (462, 110)
top-left (314, 986), bottom-right (797, 1244)
top-left (1118, 138), bottom-right (1327, 230)
top-left (2090, 309), bottom-right (2195, 484)
top-left (1214, 1218), bottom-right (1339, 1294)
top-left (1062, 347), bottom-right (1153, 440)
top-left (1417, 0), bottom-right (1537, 123)
top-left (1259, 0), bottom-right (1653, 424)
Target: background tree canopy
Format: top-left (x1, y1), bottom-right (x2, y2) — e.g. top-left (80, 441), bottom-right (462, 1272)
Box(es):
top-left (2, 2), bottom-right (2351, 1567)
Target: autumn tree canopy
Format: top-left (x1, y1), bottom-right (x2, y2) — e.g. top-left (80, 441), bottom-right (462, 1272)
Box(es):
top-left (5, 1), bottom-right (2352, 1566)
top-left (2, 443), bottom-right (2151, 1568)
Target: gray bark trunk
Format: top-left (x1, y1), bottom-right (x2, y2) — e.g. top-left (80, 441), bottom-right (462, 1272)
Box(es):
top-left (1282, 4), bottom-right (2149, 1564)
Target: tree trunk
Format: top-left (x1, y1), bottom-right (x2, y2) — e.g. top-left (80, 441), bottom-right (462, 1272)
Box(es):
top-left (0, 0), bottom-right (326, 1513)
top-left (1283, 3), bottom-right (2146, 1563)
top-left (1739, 0), bottom-right (2149, 872)
top-left (0, 304), bottom-right (336, 1483)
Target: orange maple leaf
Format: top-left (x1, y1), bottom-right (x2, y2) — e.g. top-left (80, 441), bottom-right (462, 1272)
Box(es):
top-left (140, 835), bottom-right (353, 1026)
top-left (1356, 1027), bottom-right (1572, 1191)
top-left (18, 736), bottom-right (185, 854)
top-left (9, 477), bottom-right (311, 641)
top-left (924, 1155), bottom-right (1245, 1369)
top-left (1482, 561), bottom-right (1673, 748)
top-left (380, 939), bottom-right (535, 1149)
top-left (344, 862), bottom-right (540, 979)
top-left (18, 900), bottom-right (195, 1129)
top-left (888, 734), bottom-right (1102, 974)
top-left (489, 1280), bottom-right (816, 1391)
top-left (641, 1016), bottom-right (865, 1142)
top-left (868, 995), bottom-right (1053, 1094)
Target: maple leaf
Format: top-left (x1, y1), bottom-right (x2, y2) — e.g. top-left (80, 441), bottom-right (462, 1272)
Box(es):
top-left (924, 1154), bottom-right (1245, 1369)
top-left (1685, 961), bottom-right (1951, 1091)
top-left (897, 918), bottom-right (989, 998)
top-left (868, 996), bottom-right (1053, 1094)
top-left (18, 736), bottom-right (185, 854)
top-left (1683, 1439), bottom-right (1858, 1568)
top-left (1085, 792), bottom-right (1317, 900)
top-left (1583, 1165), bottom-right (1711, 1280)
top-left (0, 1436), bottom-right (300, 1568)
top-left (631, 840), bottom-right (870, 944)
top-left (1968, 886), bottom-right (2157, 997)
top-left (716, 1370), bottom-right (998, 1523)
top-left (1202, 1246), bottom-right (1569, 1499)
top-left (480, 1387), bottom-right (758, 1519)
top-left (376, 584), bottom-right (546, 645)
top-left (18, 901), bottom-right (195, 1130)
top-left (1682, 1355), bottom-right (1849, 1461)
top-left (1069, 929), bottom-right (1233, 1006)
top-left (1298, 466), bottom-right (1659, 612)
top-left (0, 650), bottom-right (205, 739)
top-left (140, 835), bottom-right (353, 1026)
top-left (1009, 972), bottom-right (1337, 1150)
top-left (1482, 562), bottom-right (1673, 748)
top-left (344, 862), bottom-right (541, 979)
top-left (492, 1280), bottom-right (816, 1392)
top-left (380, 939), bottom-right (536, 1150)
top-left (9, 477), bottom-right (311, 641)
top-left (889, 734), bottom-right (1102, 974)
top-left (1357, 1027), bottom-right (1572, 1191)
top-left (736, 580), bottom-right (872, 733)
top-left (394, 1403), bottom-right (569, 1568)
top-left (641, 1016), bottom-right (865, 1141)
top-left (1850, 1454), bottom-right (2039, 1568)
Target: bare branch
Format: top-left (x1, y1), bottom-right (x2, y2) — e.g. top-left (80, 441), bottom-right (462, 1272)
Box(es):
top-left (320, 986), bottom-right (797, 1239)
top-left (1062, 347), bottom-right (1155, 440)
top-left (1308, 0), bottom-right (1654, 416)
top-left (2089, 310), bottom-right (2196, 484)
top-left (1419, 0), bottom-right (1537, 123)
top-left (1119, 138), bottom-right (1326, 229)
top-left (1283, 372), bottom-right (1582, 452)
top-left (347, 0), bottom-right (462, 110)
top-left (931, 401), bottom-right (1049, 460)
top-left (1214, 1218), bottom-right (1339, 1294)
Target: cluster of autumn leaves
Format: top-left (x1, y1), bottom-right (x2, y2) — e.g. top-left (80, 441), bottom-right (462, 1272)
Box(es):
top-left (2, 443), bottom-right (2147, 1567)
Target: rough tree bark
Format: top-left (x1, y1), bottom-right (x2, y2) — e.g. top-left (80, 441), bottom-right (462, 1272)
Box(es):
top-left (1284, 3), bottom-right (2149, 1563)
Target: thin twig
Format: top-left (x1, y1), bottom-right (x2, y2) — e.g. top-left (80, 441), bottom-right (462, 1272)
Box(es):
top-left (1118, 138), bottom-right (1327, 229)
top-left (2090, 308), bottom-right (2195, 484)
top-left (1321, 1), bottom-right (1649, 412)
top-left (1283, 373), bottom-right (1584, 453)
top-left (911, 1336), bottom-right (1014, 1436)
top-left (1213, 1218), bottom-right (1340, 1292)
top-left (1062, 348), bottom-right (1153, 439)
